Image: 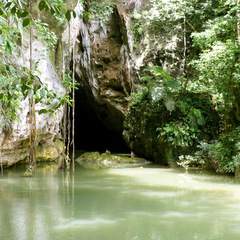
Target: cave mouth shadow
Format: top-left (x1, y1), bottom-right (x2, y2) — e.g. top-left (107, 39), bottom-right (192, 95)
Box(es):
top-left (73, 87), bottom-right (130, 153)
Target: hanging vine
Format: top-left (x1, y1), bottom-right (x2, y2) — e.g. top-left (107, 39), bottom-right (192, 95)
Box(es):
top-left (72, 40), bottom-right (76, 175)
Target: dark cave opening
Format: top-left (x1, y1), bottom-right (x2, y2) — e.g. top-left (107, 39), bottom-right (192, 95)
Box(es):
top-left (73, 87), bottom-right (130, 153)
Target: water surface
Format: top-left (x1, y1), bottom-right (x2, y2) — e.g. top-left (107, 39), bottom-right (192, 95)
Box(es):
top-left (1, 164), bottom-right (240, 240)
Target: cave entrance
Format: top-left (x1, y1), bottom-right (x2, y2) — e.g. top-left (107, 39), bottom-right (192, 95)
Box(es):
top-left (73, 87), bottom-right (130, 153)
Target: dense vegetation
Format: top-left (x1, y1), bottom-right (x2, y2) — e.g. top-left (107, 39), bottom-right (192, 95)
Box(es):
top-left (127, 0), bottom-right (240, 174)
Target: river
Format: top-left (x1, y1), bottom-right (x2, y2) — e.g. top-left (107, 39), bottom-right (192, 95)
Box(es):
top-left (1, 163), bottom-right (240, 240)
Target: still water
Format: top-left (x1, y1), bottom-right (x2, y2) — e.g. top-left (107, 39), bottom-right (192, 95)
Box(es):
top-left (1, 164), bottom-right (240, 240)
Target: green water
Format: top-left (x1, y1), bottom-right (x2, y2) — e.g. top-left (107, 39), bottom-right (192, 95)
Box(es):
top-left (1, 164), bottom-right (240, 240)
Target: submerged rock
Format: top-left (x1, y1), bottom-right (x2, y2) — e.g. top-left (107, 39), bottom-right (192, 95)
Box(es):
top-left (76, 151), bottom-right (148, 169)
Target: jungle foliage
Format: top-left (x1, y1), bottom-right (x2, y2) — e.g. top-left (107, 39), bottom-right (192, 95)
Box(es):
top-left (0, 0), bottom-right (68, 130)
top-left (127, 0), bottom-right (240, 174)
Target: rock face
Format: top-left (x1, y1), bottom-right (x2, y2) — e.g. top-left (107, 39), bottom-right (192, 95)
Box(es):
top-left (75, 8), bottom-right (132, 133)
top-left (0, 32), bottom-right (65, 167)
top-left (74, 0), bottom-right (185, 135)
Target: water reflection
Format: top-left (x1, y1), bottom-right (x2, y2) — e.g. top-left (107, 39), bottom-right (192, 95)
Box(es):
top-left (0, 164), bottom-right (240, 240)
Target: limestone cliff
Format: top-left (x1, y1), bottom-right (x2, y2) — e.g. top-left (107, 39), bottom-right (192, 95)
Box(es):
top-left (73, 0), bottom-right (184, 135)
top-left (0, 32), bottom-right (66, 167)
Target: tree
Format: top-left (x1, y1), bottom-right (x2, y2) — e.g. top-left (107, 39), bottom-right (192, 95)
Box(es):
top-left (192, 0), bottom-right (240, 130)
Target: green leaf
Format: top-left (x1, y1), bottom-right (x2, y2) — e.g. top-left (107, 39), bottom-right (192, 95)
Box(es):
top-left (35, 91), bottom-right (41, 103)
top-left (164, 98), bottom-right (175, 112)
top-left (5, 2), bottom-right (11, 8)
top-left (165, 80), bottom-right (180, 90)
top-left (21, 10), bottom-right (28, 18)
top-left (11, 6), bottom-right (16, 15)
top-left (54, 6), bottom-right (60, 15)
top-left (7, 93), bottom-right (12, 100)
top-left (0, 29), bottom-right (2, 35)
top-left (65, 10), bottom-right (71, 21)
top-left (60, 98), bottom-right (64, 105)
top-left (0, 8), bottom-right (4, 16)
top-left (17, 10), bottom-right (22, 18)
top-left (39, 1), bottom-right (46, 11)
top-left (40, 89), bottom-right (47, 98)
top-left (45, 4), bottom-right (49, 11)
top-left (39, 109), bottom-right (48, 115)
top-left (23, 18), bottom-right (30, 27)
top-left (72, 10), bottom-right (76, 18)
top-left (83, 11), bottom-right (93, 21)
top-left (21, 84), bottom-right (31, 93)
top-left (5, 41), bottom-right (12, 55)
top-left (0, 93), bottom-right (3, 100)
top-left (34, 83), bottom-right (41, 92)
top-left (50, 7), bottom-right (55, 15)
top-left (64, 96), bottom-right (72, 106)
top-left (35, 97), bottom-right (40, 104)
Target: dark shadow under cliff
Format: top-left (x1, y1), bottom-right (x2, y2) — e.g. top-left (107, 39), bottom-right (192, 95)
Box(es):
top-left (73, 87), bottom-right (130, 153)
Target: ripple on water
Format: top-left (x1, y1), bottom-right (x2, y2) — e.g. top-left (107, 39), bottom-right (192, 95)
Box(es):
top-left (54, 217), bottom-right (121, 230)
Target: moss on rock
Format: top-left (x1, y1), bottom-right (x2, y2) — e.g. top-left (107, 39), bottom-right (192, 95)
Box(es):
top-left (76, 150), bottom-right (148, 169)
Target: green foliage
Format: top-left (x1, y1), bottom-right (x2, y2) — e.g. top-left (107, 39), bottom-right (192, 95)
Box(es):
top-left (192, 17), bottom-right (237, 49)
top-left (195, 128), bottom-right (240, 174)
top-left (0, 0), bottom-right (74, 131)
top-left (129, 1), bottom-right (240, 173)
top-left (38, 0), bottom-right (93, 24)
top-left (191, 1), bottom-right (240, 118)
top-left (131, 12), bottom-right (143, 45)
top-left (127, 65), bottom-right (218, 150)
top-left (130, 0), bottom-right (218, 46)
top-left (179, 0), bottom-right (240, 173)
top-left (0, 71), bottom-right (21, 130)
top-left (128, 66), bottom-right (180, 108)
top-left (157, 93), bottom-right (210, 148)
top-left (0, 63), bottom-right (70, 130)
top-left (38, 0), bottom-right (67, 18)
top-left (36, 88), bottom-right (71, 116)
top-left (89, 0), bottom-right (115, 23)
top-left (35, 20), bottom-right (57, 52)
top-left (158, 120), bottom-right (201, 148)
top-left (193, 40), bottom-right (240, 97)
top-left (61, 70), bottom-right (80, 93)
